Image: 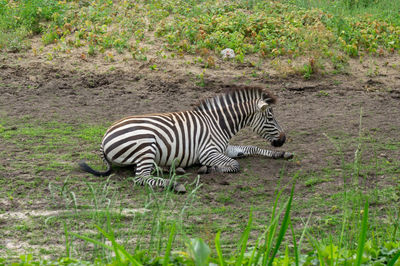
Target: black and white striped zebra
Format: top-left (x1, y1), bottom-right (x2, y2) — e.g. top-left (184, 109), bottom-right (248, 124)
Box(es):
top-left (79, 86), bottom-right (293, 192)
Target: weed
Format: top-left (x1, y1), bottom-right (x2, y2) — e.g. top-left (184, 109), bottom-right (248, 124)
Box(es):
top-left (87, 45), bottom-right (96, 56)
top-left (196, 70), bottom-right (206, 87)
top-left (302, 62), bottom-right (314, 80)
top-left (2, 0), bottom-right (400, 62)
top-left (10, 178), bottom-right (400, 265)
top-left (317, 90), bottom-right (330, 97)
top-left (304, 177), bottom-right (330, 187)
top-left (0, 0), bottom-right (67, 51)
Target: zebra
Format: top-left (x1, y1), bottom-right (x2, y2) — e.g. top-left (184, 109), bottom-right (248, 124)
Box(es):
top-left (79, 85), bottom-right (293, 193)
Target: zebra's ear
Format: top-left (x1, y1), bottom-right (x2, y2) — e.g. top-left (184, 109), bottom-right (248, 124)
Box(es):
top-left (265, 97), bottom-right (275, 104)
top-left (257, 100), bottom-right (269, 112)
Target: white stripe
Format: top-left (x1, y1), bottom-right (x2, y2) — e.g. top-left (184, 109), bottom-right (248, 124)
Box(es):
top-left (103, 129), bottom-right (151, 150)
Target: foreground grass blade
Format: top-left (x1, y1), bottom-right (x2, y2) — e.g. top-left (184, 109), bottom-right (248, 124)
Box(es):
top-left (298, 211), bottom-right (313, 254)
top-left (247, 237), bottom-right (260, 266)
top-left (355, 199), bottom-right (369, 266)
top-left (105, 214), bottom-right (121, 263)
top-left (64, 222), bottom-right (70, 258)
top-left (260, 189), bottom-right (284, 265)
top-left (388, 250), bottom-right (400, 266)
top-left (163, 223), bottom-right (176, 266)
top-left (215, 231), bottom-right (225, 266)
top-left (267, 183), bottom-right (295, 266)
top-left (336, 212), bottom-right (347, 266)
top-left (307, 233), bottom-right (325, 266)
top-left (68, 231), bottom-right (113, 251)
top-left (189, 238), bottom-right (211, 266)
top-left (392, 211), bottom-right (400, 242)
top-left (289, 218), bottom-right (299, 266)
top-left (70, 226), bottom-right (142, 266)
top-left (236, 210), bottom-right (253, 266)
top-left (95, 225), bottom-right (143, 266)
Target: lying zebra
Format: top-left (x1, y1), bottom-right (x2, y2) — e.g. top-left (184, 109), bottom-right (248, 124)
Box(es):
top-left (79, 86), bottom-right (293, 193)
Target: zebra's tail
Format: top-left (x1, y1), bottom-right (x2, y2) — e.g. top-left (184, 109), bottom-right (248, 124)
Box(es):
top-left (78, 148), bottom-right (112, 177)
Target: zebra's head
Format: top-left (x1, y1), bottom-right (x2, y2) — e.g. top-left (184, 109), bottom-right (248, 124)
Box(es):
top-left (250, 97), bottom-right (286, 147)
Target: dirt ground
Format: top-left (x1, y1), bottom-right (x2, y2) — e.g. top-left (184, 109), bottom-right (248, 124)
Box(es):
top-left (1, 50), bottom-right (400, 259)
top-left (1, 51), bottom-right (399, 168)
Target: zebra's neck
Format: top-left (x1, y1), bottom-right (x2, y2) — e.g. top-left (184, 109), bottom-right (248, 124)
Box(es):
top-left (195, 99), bottom-right (257, 142)
top-left (211, 107), bottom-right (255, 142)
top-left (193, 87), bottom-right (273, 142)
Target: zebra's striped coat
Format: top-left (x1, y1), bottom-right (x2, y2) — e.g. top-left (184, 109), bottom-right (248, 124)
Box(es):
top-left (80, 86), bottom-right (292, 192)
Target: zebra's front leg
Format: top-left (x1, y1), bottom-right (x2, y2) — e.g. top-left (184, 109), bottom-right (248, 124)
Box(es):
top-left (133, 157), bottom-right (186, 193)
top-left (225, 145), bottom-right (294, 160)
top-left (198, 151), bottom-right (240, 174)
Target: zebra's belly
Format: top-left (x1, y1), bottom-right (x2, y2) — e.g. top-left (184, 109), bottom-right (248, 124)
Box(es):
top-left (154, 150), bottom-right (200, 168)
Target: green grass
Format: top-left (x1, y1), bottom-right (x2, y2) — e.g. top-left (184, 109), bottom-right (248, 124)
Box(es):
top-left (0, 0), bottom-right (67, 51)
top-left (4, 185), bottom-right (400, 265)
top-left (1, 0), bottom-right (399, 71)
top-left (291, 0), bottom-right (400, 24)
top-left (1, 111), bottom-right (400, 264)
top-left (0, 118), bottom-right (107, 176)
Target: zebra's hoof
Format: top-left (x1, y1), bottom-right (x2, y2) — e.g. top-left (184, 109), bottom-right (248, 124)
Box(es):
top-left (284, 152), bottom-right (294, 160)
top-left (198, 165), bottom-right (208, 175)
top-left (175, 167), bottom-right (186, 175)
top-left (173, 183), bottom-right (186, 193)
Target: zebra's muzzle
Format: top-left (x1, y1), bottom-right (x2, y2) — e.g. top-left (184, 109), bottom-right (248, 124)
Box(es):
top-left (271, 132), bottom-right (286, 147)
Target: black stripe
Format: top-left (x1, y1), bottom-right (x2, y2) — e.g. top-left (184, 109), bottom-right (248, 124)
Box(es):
top-left (224, 96), bottom-right (237, 133)
top-left (122, 142), bottom-right (154, 163)
top-left (104, 130), bottom-right (153, 154)
top-left (183, 111), bottom-right (192, 166)
top-left (168, 113), bottom-right (179, 165)
top-left (105, 119), bottom-right (173, 144)
top-left (103, 126), bottom-right (136, 146)
top-left (111, 141), bottom-right (137, 161)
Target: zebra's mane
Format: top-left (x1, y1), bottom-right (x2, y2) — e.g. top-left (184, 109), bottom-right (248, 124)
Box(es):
top-left (194, 85), bottom-right (277, 111)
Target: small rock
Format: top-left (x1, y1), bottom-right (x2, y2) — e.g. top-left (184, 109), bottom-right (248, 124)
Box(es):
top-left (3, 126), bottom-right (17, 131)
top-left (175, 167), bottom-right (186, 175)
top-left (219, 180), bottom-right (230, 186)
top-left (173, 183), bottom-right (186, 194)
top-left (221, 48), bottom-right (235, 59)
top-left (198, 165), bottom-right (208, 174)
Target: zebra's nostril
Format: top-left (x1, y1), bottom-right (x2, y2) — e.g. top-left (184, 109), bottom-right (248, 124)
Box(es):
top-left (271, 133), bottom-right (286, 147)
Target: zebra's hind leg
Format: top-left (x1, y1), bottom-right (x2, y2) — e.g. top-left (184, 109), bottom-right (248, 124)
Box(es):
top-left (198, 151), bottom-right (240, 174)
top-left (133, 175), bottom-right (186, 193)
top-left (134, 161), bottom-right (186, 193)
top-left (225, 145), bottom-right (294, 160)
